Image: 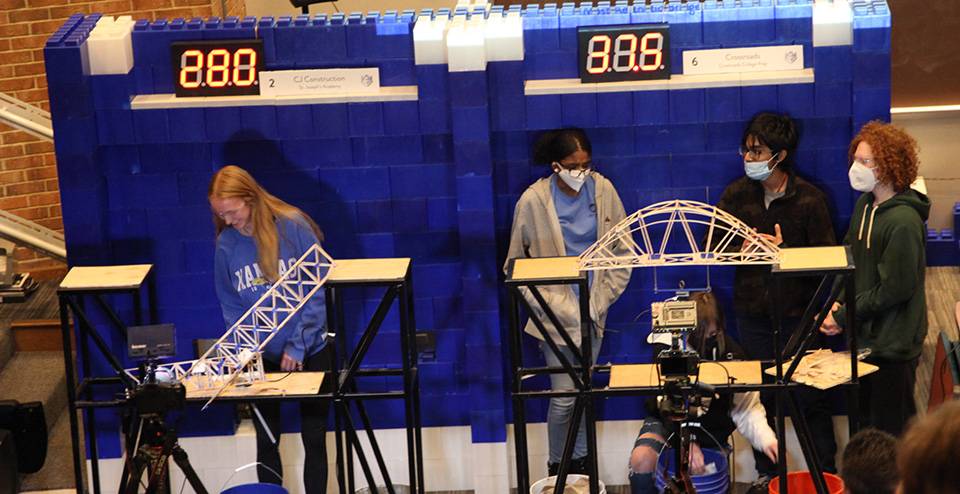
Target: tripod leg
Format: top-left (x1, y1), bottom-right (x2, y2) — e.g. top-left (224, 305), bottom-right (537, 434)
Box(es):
top-left (121, 450), bottom-right (149, 494)
top-left (171, 445), bottom-right (209, 494)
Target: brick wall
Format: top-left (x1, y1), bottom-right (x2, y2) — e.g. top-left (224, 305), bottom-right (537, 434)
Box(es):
top-left (0, 0), bottom-right (245, 277)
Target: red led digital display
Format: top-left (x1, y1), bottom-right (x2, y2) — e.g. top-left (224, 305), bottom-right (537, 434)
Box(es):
top-left (171, 40), bottom-right (264, 97)
top-left (578, 24), bottom-right (671, 83)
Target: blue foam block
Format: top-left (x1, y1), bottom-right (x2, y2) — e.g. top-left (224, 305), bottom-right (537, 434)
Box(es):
top-left (167, 108), bottom-right (206, 143)
top-left (380, 59), bottom-right (417, 86)
top-left (669, 89), bottom-right (705, 123)
top-left (455, 175), bottom-right (494, 211)
top-left (312, 104), bottom-right (350, 138)
top-left (852, 52), bottom-right (891, 90)
top-left (487, 61), bottom-right (525, 95)
top-left (596, 93), bottom-right (633, 127)
top-left (90, 75), bottom-right (133, 110)
top-left (419, 99), bottom-right (450, 133)
top-left (590, 127), bottom-right (633, 158)
top-left (634, 125), bottom-right (673, 156)
top-left (382, 101), bottom-right (420, 136)
top-left (357, 232), bottom-right (395, 258)
top-left (490, 93), bottom-right (526, 132)
top-left (133, 109), bottom-right (170, 143)
top-left (239, 106), bottom-right (279, 139)
top-left (416, 65), bottom-right (449, 100)
top-left (451, 106), bottom-right (491, 142)
top-left (814, 82), bottom-right (852, 117)
top-left (777, 84), bottom-right (815, 118)
top-left (321, 167), bottom-right (390, 201)
top-left (926, 229), bottom-right (958, 267)
top-left (449, 72), bottom-right (488, 108)
top-left (525, 95), bottom-right (562, 130)
top-left (740, 85), bottom-right (778, 119)
top-left (853, 87), bottom-right (891, 124)
top-left (670, 152), bottom-right (740, 188)
top-left (706, 122), bottom-right (742, 153)
top-left (355, 200), bottom-right (393, 233)
top-left (422, 134), bottom-right (454, 163)
top-left (391, 198), bottom-right (428, 232)
top-left (276, 105), bottom-right (316, 139)
top-left (454, 140), bottom-right (493, 176)
top-left (414, 263), bottom-right (462, 297)
top-left (427, 197), bottom-right (457, 231)
top-left (204, 107), bottom-right (243, 141)
top-left (96, 110), bottom-right (135, 145)
top-left (667, 123), bottom-right (707, 153)
top-left (560, 93), bottom-right (598, 128)
top-left (634, 91), bottom-right (670, 125)
top-left (348, 103), bottom-right (385, 136)
top-left (813, 46), bottom-right (853, 83)
top-left (364, 135), bottom-right (424, 165)
top-left (705, 87), bottom-right (741, 122)
top-left (391, 163), bottom-right (454, 198)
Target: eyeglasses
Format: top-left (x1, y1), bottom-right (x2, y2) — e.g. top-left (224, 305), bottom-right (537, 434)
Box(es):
top-left (557, 160), bottom-right (593, 177)
top-left (853, 158), bottom-right (875, 167)
top-left (215, 206), bottom-right (245, 220)
top-left (739, 145), bottom-right (774, 158)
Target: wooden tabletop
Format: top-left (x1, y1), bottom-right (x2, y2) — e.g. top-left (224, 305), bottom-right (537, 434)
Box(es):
top-left (58, 264), bottom-right (153, 292)
top-left (609, 361), bottom-right (764, 388)
top-left (776, 246), bottom-right (850, 272)
top-left (327, 258), bottom-right (410, 283)
top-left (184, 371), bottom-right (326, 400)
top-left (510, 256), bottom-right (582, 282)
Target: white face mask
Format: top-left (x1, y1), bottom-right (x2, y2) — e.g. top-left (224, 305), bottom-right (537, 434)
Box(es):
top-left (744, 157), bottom-right (777, 181)
top-left (848, 161), bottom-right (878, 192)
top-left (555, 167), bottom-right (588, 192)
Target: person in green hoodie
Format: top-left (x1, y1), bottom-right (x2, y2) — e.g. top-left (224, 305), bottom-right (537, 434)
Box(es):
top-left (820, 121), bottom-right (930, 437)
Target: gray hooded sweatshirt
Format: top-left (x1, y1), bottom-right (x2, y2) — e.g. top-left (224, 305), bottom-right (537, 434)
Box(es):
top-left (504, 172), bottom-right (632, 347)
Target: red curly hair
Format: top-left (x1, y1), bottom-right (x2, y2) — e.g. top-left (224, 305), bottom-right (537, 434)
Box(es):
top-left (848, 121), bottom-right (920, 192)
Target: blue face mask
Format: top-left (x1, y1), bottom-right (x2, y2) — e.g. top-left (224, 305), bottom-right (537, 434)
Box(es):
top-left (744, 156), bottom-right (778, 181)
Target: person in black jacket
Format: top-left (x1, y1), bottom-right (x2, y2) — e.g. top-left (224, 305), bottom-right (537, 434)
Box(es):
top-left (714, 113), bottom-right (838, 481)
top-left (628, 291), bottom-right (778, 494)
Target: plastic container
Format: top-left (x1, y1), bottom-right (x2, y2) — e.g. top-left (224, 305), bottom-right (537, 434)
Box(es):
top-left (530, 474), bottom-right (606, 494)
top-left (768, 472), bottom-right (845, 494)
top-left (221, 483), bottom-right (288, 494)
top-left (654, 448), bottom-right (729, 494)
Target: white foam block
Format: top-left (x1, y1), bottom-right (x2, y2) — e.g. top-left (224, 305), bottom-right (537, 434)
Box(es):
top-left (414, 15), bottom-right (449, 65)
top-left (446, 17), bottom-right (487, 72)
top-left (87, 15), bottom-right (135, 75)
top-left (813, 0), bottom-right (853, 46)
top-left (484, 11), bottom-right (524, 62)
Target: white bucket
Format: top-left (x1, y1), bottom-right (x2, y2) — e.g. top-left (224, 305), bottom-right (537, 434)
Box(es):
top-left (529, 474), bottom-right (606, 494)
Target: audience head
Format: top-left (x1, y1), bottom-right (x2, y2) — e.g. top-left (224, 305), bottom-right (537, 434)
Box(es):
top-left (897, 400), bottom-right (960, 494)
top-left (840, 428), bottom-right (898, 494)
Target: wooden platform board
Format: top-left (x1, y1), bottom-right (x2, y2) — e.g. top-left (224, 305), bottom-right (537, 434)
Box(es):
top-left (510, 256), bottom-right (581, 282)
top-left (777, 246), bottom-right (850, 272)
top-left (764, 350), bottom-right (878, 390)
top-left (184, 371), bottom-right (325, 400)
top-left (609, 360), bottom-right (763, 388)
top-left (59, 264), bottom-right (152, 291)
top-left (328, 258), bottom-right (410, 283)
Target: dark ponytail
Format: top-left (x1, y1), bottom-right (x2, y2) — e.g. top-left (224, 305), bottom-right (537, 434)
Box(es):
top-left (532, 128), bottom-right (592, 165)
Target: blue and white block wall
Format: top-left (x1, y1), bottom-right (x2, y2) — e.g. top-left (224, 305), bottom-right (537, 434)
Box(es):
top-left (45, 0), bottom-right (896, 490)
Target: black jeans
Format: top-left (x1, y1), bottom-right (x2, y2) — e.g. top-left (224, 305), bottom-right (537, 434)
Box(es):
top-left (254, 345), bottom-right (334, 493)
top-left (737, 316), bottom-right (838, 474)
top-left (859, 356), bottom-right (918, 437)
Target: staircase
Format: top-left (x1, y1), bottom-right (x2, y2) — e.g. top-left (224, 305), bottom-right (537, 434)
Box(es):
top-left (0, 280), bottom-right (77, 492)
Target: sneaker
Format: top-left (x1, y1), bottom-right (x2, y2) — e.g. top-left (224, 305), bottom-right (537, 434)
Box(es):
top-left (747, 475), bottom-right (772, 494)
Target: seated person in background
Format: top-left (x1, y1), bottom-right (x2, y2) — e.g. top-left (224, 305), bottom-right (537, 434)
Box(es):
top-left (628, 291), bottom-right (777, 494)
top-left (896, 400), bottom-right (960, 494)
top-left (840, 428), bottom-right (898, 494)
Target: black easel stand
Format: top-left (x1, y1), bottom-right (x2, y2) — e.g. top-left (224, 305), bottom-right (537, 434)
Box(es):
top-left (324, 258), bottom-right (424, 494)
top-left (506, 257), bottom-right (598, 494)
top-left (506, 247), bottom-right (858, 494)
top-left (58, 265), bottom-right (157, 494)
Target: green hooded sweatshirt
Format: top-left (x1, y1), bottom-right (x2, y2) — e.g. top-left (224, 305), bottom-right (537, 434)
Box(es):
top-left (832, 189), bottom-right (930, 361)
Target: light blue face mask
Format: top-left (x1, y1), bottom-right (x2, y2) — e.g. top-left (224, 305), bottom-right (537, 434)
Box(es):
top-left (744, 156), bottom-right (778, 181)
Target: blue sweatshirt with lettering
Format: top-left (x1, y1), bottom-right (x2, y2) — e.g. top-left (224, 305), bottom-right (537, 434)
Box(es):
top-left (213, 214), bottom-right (327, 364)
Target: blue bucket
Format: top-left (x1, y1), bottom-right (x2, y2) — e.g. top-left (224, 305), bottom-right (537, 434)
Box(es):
top-left (221, 483), bottom-right (288, 494)
top-left (654, 447), bottom-right (729, 494)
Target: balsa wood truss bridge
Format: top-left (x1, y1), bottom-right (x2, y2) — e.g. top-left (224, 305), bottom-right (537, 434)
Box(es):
top-left (579, 199), bottom-right (782, 271)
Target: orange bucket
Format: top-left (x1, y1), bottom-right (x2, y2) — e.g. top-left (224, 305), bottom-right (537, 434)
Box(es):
top-left (768, 472), bottom-right (845, 494)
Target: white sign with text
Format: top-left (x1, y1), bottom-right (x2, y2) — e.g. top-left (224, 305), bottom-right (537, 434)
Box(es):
top-left (259, 68), bottom-right (380, 97)
top-left (682, 45), bottom-right (804, 75)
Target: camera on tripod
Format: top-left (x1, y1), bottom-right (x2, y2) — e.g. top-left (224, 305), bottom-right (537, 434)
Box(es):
top-left (651, 295), bottom-right (700, 382)
top-left (126, 324), bottom-right (186, 415)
